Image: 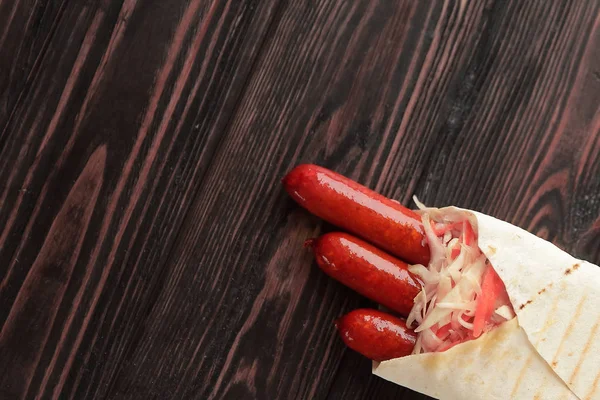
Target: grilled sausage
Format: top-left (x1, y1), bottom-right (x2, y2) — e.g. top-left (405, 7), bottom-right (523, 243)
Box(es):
top-left (336, 309), bottom-right (416, 361)
top-left (283, 164), bottom-right (429, 265)
top-left (308, 232), bottom-right (422, 316)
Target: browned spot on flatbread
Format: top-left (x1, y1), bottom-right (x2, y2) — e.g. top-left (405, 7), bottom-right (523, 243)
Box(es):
top-left (536, 282), bottom-right (554, 295)
top-left (539, 297), bottom-right (563, 337)
top-left (422, 352), bottom-right (443, 370)
top-left (551, 293), bottom-right (588, 368)
top-left (487, 245), bottom-right (496, 255)
top-left (519, 282), bottom-right (556, 310)
top-left (533, 374), bottom-right (553, 400)
top-left (564, 263), bottom-right (581, 275)
top-left (569, 315), bottom-right (600, 385)
top-left (519, 300), bottom-right (533, 310)
top-left (512, 297), bottom-right (561, 396)
top-left (552, 361), bottom-right (558, 367)
top-left (586, 369), bottom-right (600, 399)
top-left (511, 354), bottom-right (534, 397)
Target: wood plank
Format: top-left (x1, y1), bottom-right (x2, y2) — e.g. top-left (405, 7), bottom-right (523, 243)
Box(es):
top-left (109, 0), bottom-right (600, 399)
top-left (0, 0), bottom-right (282, 398)
top-left (330, 0), bottom-right (600, 397)
top-left (0, 0), bottom-right (69, 136)
top-left (409, 0), bottom-right (600, 256)
top-left (107, 1), bottom-right (449, 398)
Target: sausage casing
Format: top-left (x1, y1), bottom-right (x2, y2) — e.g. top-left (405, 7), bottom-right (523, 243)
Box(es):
top-left (283, 164), bottom-right (429, 265)
top-left (310, 232), bottom-right (422, 316)
top-left (336, 309), bottom-right (416, 361)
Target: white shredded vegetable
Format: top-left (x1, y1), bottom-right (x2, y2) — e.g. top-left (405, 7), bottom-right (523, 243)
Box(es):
top-left (494, 304), bottom-right (516, 320)
top-left (407, 203), bottom-right (514, 354)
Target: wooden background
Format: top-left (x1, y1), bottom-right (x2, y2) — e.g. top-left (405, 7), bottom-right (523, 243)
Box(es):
top-left (1, 0), bottom-right (599, 399)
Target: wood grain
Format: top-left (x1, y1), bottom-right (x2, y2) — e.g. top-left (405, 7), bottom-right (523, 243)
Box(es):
top-left (0, 0), bottom-right (69, 139)
top-left (104, 0), bottom-right (595, 399)
top-left (0, 0), bottom-right (598, 399)
top-left (0, 146), bottom-right (106, 398)
top-left (0, 0), bottom-right (283, 398)
top-left (107, 1), bottom-right (447, 398)
top-left (331, 1), bottom-right (600, 398)
top-left (108, 0), bottom-right (600, 399)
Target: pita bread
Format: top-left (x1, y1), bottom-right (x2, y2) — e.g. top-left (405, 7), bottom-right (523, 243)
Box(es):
top-left (373, 209), bottom-right (600, 400)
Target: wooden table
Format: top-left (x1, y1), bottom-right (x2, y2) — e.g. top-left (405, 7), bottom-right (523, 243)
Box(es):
top-left (1, 1), bottom-right (598, 399)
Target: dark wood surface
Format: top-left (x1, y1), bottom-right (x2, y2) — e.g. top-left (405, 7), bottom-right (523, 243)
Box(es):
top-left (1, 0), bottom-right (598, 399)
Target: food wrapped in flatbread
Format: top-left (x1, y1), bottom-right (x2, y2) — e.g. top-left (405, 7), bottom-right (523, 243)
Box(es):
top-left (374, 207), bottom-right (600, 400)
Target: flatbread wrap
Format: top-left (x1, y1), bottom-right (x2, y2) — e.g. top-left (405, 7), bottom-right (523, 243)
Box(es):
top-left (374, 208), bottom-right (600, 400)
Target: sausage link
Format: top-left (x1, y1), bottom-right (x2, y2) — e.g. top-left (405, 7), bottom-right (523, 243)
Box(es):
top-left (282, 164), bottom-right (429, 265)
top-left (309, 232), bottom-right (422, 316)
top-left (336, 309), bottom-right (416, 361)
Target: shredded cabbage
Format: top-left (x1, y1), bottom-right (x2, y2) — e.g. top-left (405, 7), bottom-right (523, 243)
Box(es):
top-left (408, 199), bottom-right (515, 353)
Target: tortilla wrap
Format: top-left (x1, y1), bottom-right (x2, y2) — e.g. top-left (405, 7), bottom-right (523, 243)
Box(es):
top-left (373, 209), bottom-right (600, 400)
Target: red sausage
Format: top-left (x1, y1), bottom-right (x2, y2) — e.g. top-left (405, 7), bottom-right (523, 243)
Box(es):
top-left (282, 164), bottom-right (429, 265)
top-left (308, 232), bottom-right (422, 316)
top-left (336, 309), bottom-right (416, 361)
